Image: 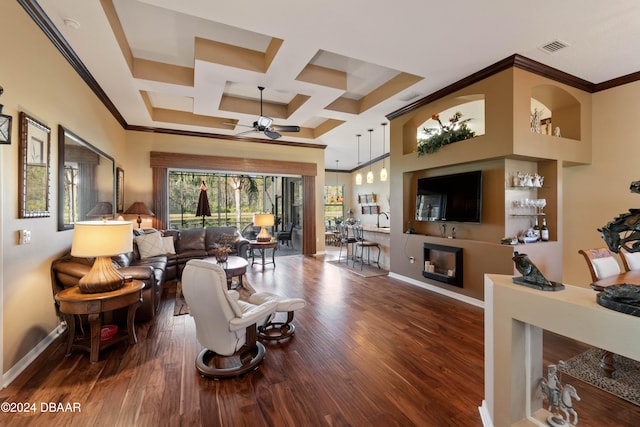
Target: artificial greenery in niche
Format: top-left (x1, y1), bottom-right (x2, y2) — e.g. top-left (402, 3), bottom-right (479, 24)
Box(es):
top-left (417, 112), bottom-right (476, 156)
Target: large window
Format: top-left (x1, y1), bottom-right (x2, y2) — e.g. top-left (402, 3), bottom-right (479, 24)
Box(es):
top-left (324, 184), bottom-right (344, 230)
top-left (168, 170), bottom-right (301, 232)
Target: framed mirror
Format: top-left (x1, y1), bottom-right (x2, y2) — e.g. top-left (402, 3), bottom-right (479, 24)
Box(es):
top-left (19, 112), bottom-right (51, 218)
top-left (57, 125), bottom-right (115, 230)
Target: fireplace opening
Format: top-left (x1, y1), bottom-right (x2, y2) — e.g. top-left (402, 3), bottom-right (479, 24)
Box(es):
top-left (423, 243), bottom-right (463, 287)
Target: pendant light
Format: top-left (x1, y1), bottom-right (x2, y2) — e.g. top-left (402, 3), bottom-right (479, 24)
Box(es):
top-left (380, 122), bottom-right (388, 181)
top-left (366, 129), bottom-right (374, 184)
top-left (355, 134), bottom-right (363, 186)
top-left (335, 160), bottom-right (343, 203)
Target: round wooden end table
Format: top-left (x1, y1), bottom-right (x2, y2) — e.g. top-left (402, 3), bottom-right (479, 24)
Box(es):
top-left (203, 256), bottom-right (249, 289)
top-left (55, 280), bottom-right (144, 363)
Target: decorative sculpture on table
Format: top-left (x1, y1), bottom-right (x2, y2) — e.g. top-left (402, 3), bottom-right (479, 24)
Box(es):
top-left (596, 180), bottom-right (640, 315)
top-left (512, 252), bottom-right (564, 291)
top-left (539, 362), bottom-right (581, 426)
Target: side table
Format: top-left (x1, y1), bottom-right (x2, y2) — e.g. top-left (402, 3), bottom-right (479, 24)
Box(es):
top-left (202, 256), bottom-right (250, 289)
top-left (250, 240), bottom-right (278, 269)
top-left (55, 280), bottom-right (144, 363)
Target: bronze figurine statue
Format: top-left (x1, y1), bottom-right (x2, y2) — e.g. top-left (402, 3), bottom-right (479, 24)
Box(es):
top-left (512, 252), bottom-right (564, 291)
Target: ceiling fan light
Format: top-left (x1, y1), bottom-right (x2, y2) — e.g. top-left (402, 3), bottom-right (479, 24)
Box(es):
top-left (257, 116), bottom-right (273, 128)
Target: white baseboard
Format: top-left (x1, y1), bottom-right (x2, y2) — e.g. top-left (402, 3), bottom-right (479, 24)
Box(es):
top-left (478, 400), bottom-right (494, 427)
top-left (2, 324), bottom-right (65, 389)
top-left (388, 272), bottom-right (485, 309)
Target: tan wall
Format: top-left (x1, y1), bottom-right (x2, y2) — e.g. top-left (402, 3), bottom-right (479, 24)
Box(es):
top-left (1, 2), bottom-right (127, 374)
top-left (563, 80), bottom-right (640, 287)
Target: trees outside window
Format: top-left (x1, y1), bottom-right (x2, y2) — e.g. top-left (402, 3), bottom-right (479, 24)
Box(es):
top-left (168, 171), bottom-right (295, 231)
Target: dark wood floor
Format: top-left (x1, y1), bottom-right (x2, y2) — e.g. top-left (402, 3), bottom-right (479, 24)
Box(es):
top-left (1, 252), bottom-right (639, 426)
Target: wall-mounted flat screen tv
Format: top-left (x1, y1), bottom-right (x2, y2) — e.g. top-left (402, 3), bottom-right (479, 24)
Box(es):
top-left (416, 170), bottom-right (482, 223)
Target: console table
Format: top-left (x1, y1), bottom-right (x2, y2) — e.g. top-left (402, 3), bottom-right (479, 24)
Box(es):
top-left (481, 274), bottom-right (640, 426)
top-left (55, 280), bottom-right (144, 363)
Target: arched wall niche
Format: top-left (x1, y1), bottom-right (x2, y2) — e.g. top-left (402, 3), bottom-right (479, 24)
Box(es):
top-left (531, 85), bottom-right (581, 140)
top-left (402, 94), bottom-right (485, 155)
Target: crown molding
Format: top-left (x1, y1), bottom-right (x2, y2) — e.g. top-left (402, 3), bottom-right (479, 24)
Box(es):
top-left (387, 54), bottom-right (640, 121)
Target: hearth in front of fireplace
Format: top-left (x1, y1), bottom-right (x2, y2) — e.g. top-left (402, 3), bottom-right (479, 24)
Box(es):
top-left (423, 243), bottom-right (463, 287)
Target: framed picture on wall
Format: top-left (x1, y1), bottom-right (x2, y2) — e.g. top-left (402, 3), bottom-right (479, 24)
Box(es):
top-left (116, 167), bottom-right (124, 213)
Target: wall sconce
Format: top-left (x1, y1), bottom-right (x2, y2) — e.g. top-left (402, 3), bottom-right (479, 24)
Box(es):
top-left (0, 86), bottom-right (12, 145)
top-left (124, 201), bottom-right (155, 228)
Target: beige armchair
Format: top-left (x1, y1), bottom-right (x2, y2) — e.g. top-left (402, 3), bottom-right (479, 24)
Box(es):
top-left (182, 259), bottom-right (277, 378)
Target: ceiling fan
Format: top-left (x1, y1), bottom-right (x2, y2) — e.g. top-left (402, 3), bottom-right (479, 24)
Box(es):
top-left (229, 86), bottom-right (301, 140)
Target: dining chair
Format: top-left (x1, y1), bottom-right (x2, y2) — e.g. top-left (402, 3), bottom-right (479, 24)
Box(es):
top-left (620, 246), bottom-right (640, 271)
top-left (577, 247), bottom-right (622, 378)
top-left (578, 247), bottom-right (622, 282)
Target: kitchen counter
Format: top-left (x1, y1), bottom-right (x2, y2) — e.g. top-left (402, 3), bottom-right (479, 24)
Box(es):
top-left (359, 226), bottom-right (391, 269)
top-left (360, 225), bottom-right (391, 234)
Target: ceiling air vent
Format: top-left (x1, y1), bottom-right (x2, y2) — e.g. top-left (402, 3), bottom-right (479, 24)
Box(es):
top-left (539, 39), bottom-right (569, 54)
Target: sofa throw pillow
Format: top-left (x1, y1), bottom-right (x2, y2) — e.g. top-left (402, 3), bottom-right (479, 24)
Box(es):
top-left (162, 236), bottom-right (176, 254)
top-left (135, 232), bottom-right (166, 259)
top-left (591, 256), bottom-right (621, 279)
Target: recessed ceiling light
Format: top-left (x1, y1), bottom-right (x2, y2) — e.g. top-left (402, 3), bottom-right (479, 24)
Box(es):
top-left (63, 18), bottom-right (80, 30)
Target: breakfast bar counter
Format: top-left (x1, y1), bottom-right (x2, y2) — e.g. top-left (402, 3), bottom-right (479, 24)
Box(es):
top-left (360, 226), bottom-right (390, 270)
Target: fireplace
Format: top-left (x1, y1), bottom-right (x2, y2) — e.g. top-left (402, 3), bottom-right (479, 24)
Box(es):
top-left (423, 243), bottom-right (463, 287)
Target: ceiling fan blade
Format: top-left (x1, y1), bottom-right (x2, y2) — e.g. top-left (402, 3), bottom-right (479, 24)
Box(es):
top-left (273, 125), bottom-right (300, 133)
top-left (224, 122), bottom-right (255, 129)
top-left (235, 129), bottom-right (257, 137)
top-left (264, 130), bottom-right (282, 139)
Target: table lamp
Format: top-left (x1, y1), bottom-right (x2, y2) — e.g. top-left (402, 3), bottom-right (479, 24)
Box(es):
top-left (71, 220), bottom-right (133, 293)
top-left (124, 201), bottom-right (155, 228)
top-left (86, 201), bottom-right (113, 220)
top-left (253, 213), bottom-right (274, 242)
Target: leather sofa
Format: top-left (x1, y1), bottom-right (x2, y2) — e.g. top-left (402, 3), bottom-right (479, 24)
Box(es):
top-left (51, 226), bottom-right (249, 322)
top-left (156, 226), bottom-right (250, 281)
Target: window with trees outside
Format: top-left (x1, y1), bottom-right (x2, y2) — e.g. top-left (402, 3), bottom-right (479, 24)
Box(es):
top-left (324, 185), bottom-right (344, 230)
top-left (168, 171), bottom-right (302, 234)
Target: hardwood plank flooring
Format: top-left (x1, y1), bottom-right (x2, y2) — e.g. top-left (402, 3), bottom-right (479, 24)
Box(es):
top-left (1, 252), bottom-right (639, 426)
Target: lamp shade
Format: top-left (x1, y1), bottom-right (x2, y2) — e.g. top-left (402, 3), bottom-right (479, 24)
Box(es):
top-left (253, 213), bottom-right (274, 227)
top-left (86, 201), bottom-right (113, 219)
top-left (253, 213), bottom-right (274, 242)
top-left (124, 202), bottom-right (154, 216)
top-left (124, 202), bottom-right (155, 228)
top-left (71, 221), bottom-right (133, 293)
top-left (72, 221), bottom-right (133, 257)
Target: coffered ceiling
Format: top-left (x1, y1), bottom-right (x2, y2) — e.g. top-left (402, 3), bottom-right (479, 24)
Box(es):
top-left (33, 0), bottom-right (640, 170)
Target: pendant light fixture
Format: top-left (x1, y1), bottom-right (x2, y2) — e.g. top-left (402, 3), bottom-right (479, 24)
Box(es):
top-left (380, 122), bottom-right (388, 182)
top-left (335, 160), bottom-right (343, 203)
top-left (355, 134), bottom-right (363, 186)
top-left (366, 129), bottom-right (374, 184)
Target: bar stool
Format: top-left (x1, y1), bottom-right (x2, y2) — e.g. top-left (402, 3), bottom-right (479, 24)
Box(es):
top-left (338, 223), bottom-right (357, 265)
top-left (354, 226), bottom-right (381, 270)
